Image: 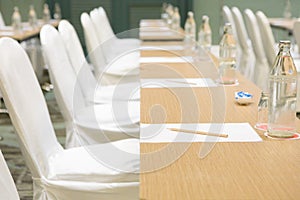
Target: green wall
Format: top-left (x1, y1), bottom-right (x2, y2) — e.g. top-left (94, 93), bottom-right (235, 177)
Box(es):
top-left (194, 0), bottom-right (300, 44)
top-left (0, 0), bottom-right (45, 25)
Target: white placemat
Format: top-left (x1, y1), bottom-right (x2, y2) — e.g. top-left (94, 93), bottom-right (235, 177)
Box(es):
top-left (140, 31), bottom-right (177, 37)
top-left (141, 78), bottom-right (217, 88)
top-left (140, 123), bottom-right (262, 143)
top-left (141, 45), bottom-right (184, 51)
top-left (140, 56), bottom-right (193, 63)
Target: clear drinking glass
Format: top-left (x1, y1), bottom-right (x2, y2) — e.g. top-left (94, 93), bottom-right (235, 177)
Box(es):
top-left (255, 92), bottom-right (268, 131)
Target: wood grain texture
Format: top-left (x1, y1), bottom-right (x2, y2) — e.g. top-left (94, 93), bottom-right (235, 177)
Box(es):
top-left (0, 20), bottom-right (59, 42)
top-left (140, 41), bottom-right (300, 199)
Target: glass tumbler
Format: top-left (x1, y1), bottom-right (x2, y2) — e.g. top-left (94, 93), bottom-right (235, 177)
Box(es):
top-left (255, 92), bottom-right (268, 131)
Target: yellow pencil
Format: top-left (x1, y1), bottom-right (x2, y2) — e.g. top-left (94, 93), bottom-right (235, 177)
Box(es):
top-left (168, 128), bottom-right (228, 138)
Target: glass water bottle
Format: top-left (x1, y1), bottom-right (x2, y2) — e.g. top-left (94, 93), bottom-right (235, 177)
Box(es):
top-left (267, 40), bottom-right (297, 138)
top-left (28, 5), bottom-right (38, 29)
top-left (198, 15), bottom-right (212, 51)
top-left (54, 3), bottom-right (62, 20)
top-left (43, 3), bottom-right (51, 24)
top-left (184, 11), bottom-right (196, 51)
top-left (166, 4), bottom-right (174, 27)
top-left (218, 23), bottom-right (237, 85)
top-left (161, 3), bottom-right (168, 22)
top-left (12, 7), bottom-right (22, 34)
top-left (172, 7), bottom-right (181, 31)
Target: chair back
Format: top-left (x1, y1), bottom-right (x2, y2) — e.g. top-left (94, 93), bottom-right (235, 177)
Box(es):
top-left (90, 9), bottom-right (110, 44)
top-left (0, 12), bottom-right (5, 27)
top-left (80, 12), bottom-right (106, 77)
top-left (0, 150), bottom-right (20, 200)
top-left (222, 6), bottom-right (239, 45)
top-left (231, 7), bottom-right (251, 52)
top-left (40, 25), bottom-right (86, 124)
top-left (98, 7), bottom-right (116, 41)
top-left (0, 37), bottom-right (63, 178)
top-left (244, 9), bottom-right (269, 90)
top-left (58, 20), bottom-right (97, 100)
top-left (244, 9), bottom-right (268, 63)
top-left (256, 10), bottom-right (276, 68)
top-left (294, 20), bottom-right (300, 54)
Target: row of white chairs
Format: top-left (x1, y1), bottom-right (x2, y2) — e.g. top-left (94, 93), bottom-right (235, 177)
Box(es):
top-left (0, 6), bottom-right (142, 200)
top-left (222, 6), bottom-right (277, 91)
top-left (41, 23), bottom-right (140, 148)
top-left (0, 37), bottom-right (139, 199)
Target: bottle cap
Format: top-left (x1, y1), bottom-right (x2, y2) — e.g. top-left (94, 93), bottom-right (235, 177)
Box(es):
top-left (188, 11), bottom-right (194, 17)
top-left (278, 40), bottom-right (291, 48)
top-left (202, 15), bottom-right (209, 22)
top-left (223, 23), bottom-right (232, 33)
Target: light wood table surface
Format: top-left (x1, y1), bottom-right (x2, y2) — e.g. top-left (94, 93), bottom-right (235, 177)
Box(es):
top-left (268, 17), bottom-right (298, 33)
top-left (0, 19), bottom-right (59, 42)
top-left (140, 41), bottom-right (300, 199)
top-left (139, 19), bottom-right (184, 41)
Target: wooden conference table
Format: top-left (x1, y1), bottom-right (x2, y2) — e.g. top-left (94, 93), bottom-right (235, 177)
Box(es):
top-left (269, 17), bottom-right (298, 33)
top-left (139, 25), bottom-right (300, 198)
top-left (139, 19), bottom-right (184, 41)
top-left (0, 19), bottom-right (59, 42)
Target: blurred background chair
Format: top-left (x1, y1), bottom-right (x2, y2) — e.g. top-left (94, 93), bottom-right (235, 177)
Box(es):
top-left (231, 6), bottom-right (255, 80)
top-left (81, 12), bottom-right (139, 86)
top-left (256, 10), bottom-right (277, 68)
top-left (98, 7), bottom-right (141, 49)
top-left (244, 9), bottom-right (269, 91)
top-left (293, 20), bottom-right (300, 56)
top-left (0, 11), bottom-right (5, 28)
top-left (90, 8), bottom-right (140, 68)
top-left (0, 37), bottom-right (139, 200)
top-left (58, 20), bottom-right (140, 105)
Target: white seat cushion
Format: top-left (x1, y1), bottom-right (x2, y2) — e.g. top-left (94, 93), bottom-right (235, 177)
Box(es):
top-left (47, 139), bottom-right (139, 183)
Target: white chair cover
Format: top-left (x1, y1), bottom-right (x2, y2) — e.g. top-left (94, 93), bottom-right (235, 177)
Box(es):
top-left (0, 11), bottom-right (5, 27)
top-left (81, 12), bottom-right (139, 85)
top-left (244, 9), bottom-right (269, 91)
top-left (231, 7), bottom-right (255, 80)
top-left (40, 25), bottom-right (139, 147)
top-left (256, 10), bottom-right (276, 68)
top-left (58, 20), bottom-right (140, 104)
top-left (80, 12), bottom-right (106, 79)
top-left (0, 37), bottom-right (139, 200)
top-left (294, 20), bottom-right (300, 55)
top-left (0, 150), bottom-right (20, 200)
top-left (98, 7), bottom-right (141, 48)
top-left (89, 9), bottom-right (140, 73)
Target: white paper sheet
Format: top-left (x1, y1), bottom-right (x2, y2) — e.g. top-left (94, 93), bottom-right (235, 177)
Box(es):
top-left (141, 78), bottom-right (217, 88)
top-left (140, 31), bottom-right (177, 36)
top-left (0, 31), bottom-right (14, 36)
top-left (141, 45), bottom-right (184, 51)
top-left (140, 56), bottom-right (193, 63)
top-left (140, 123), bottom-right (262, 143)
